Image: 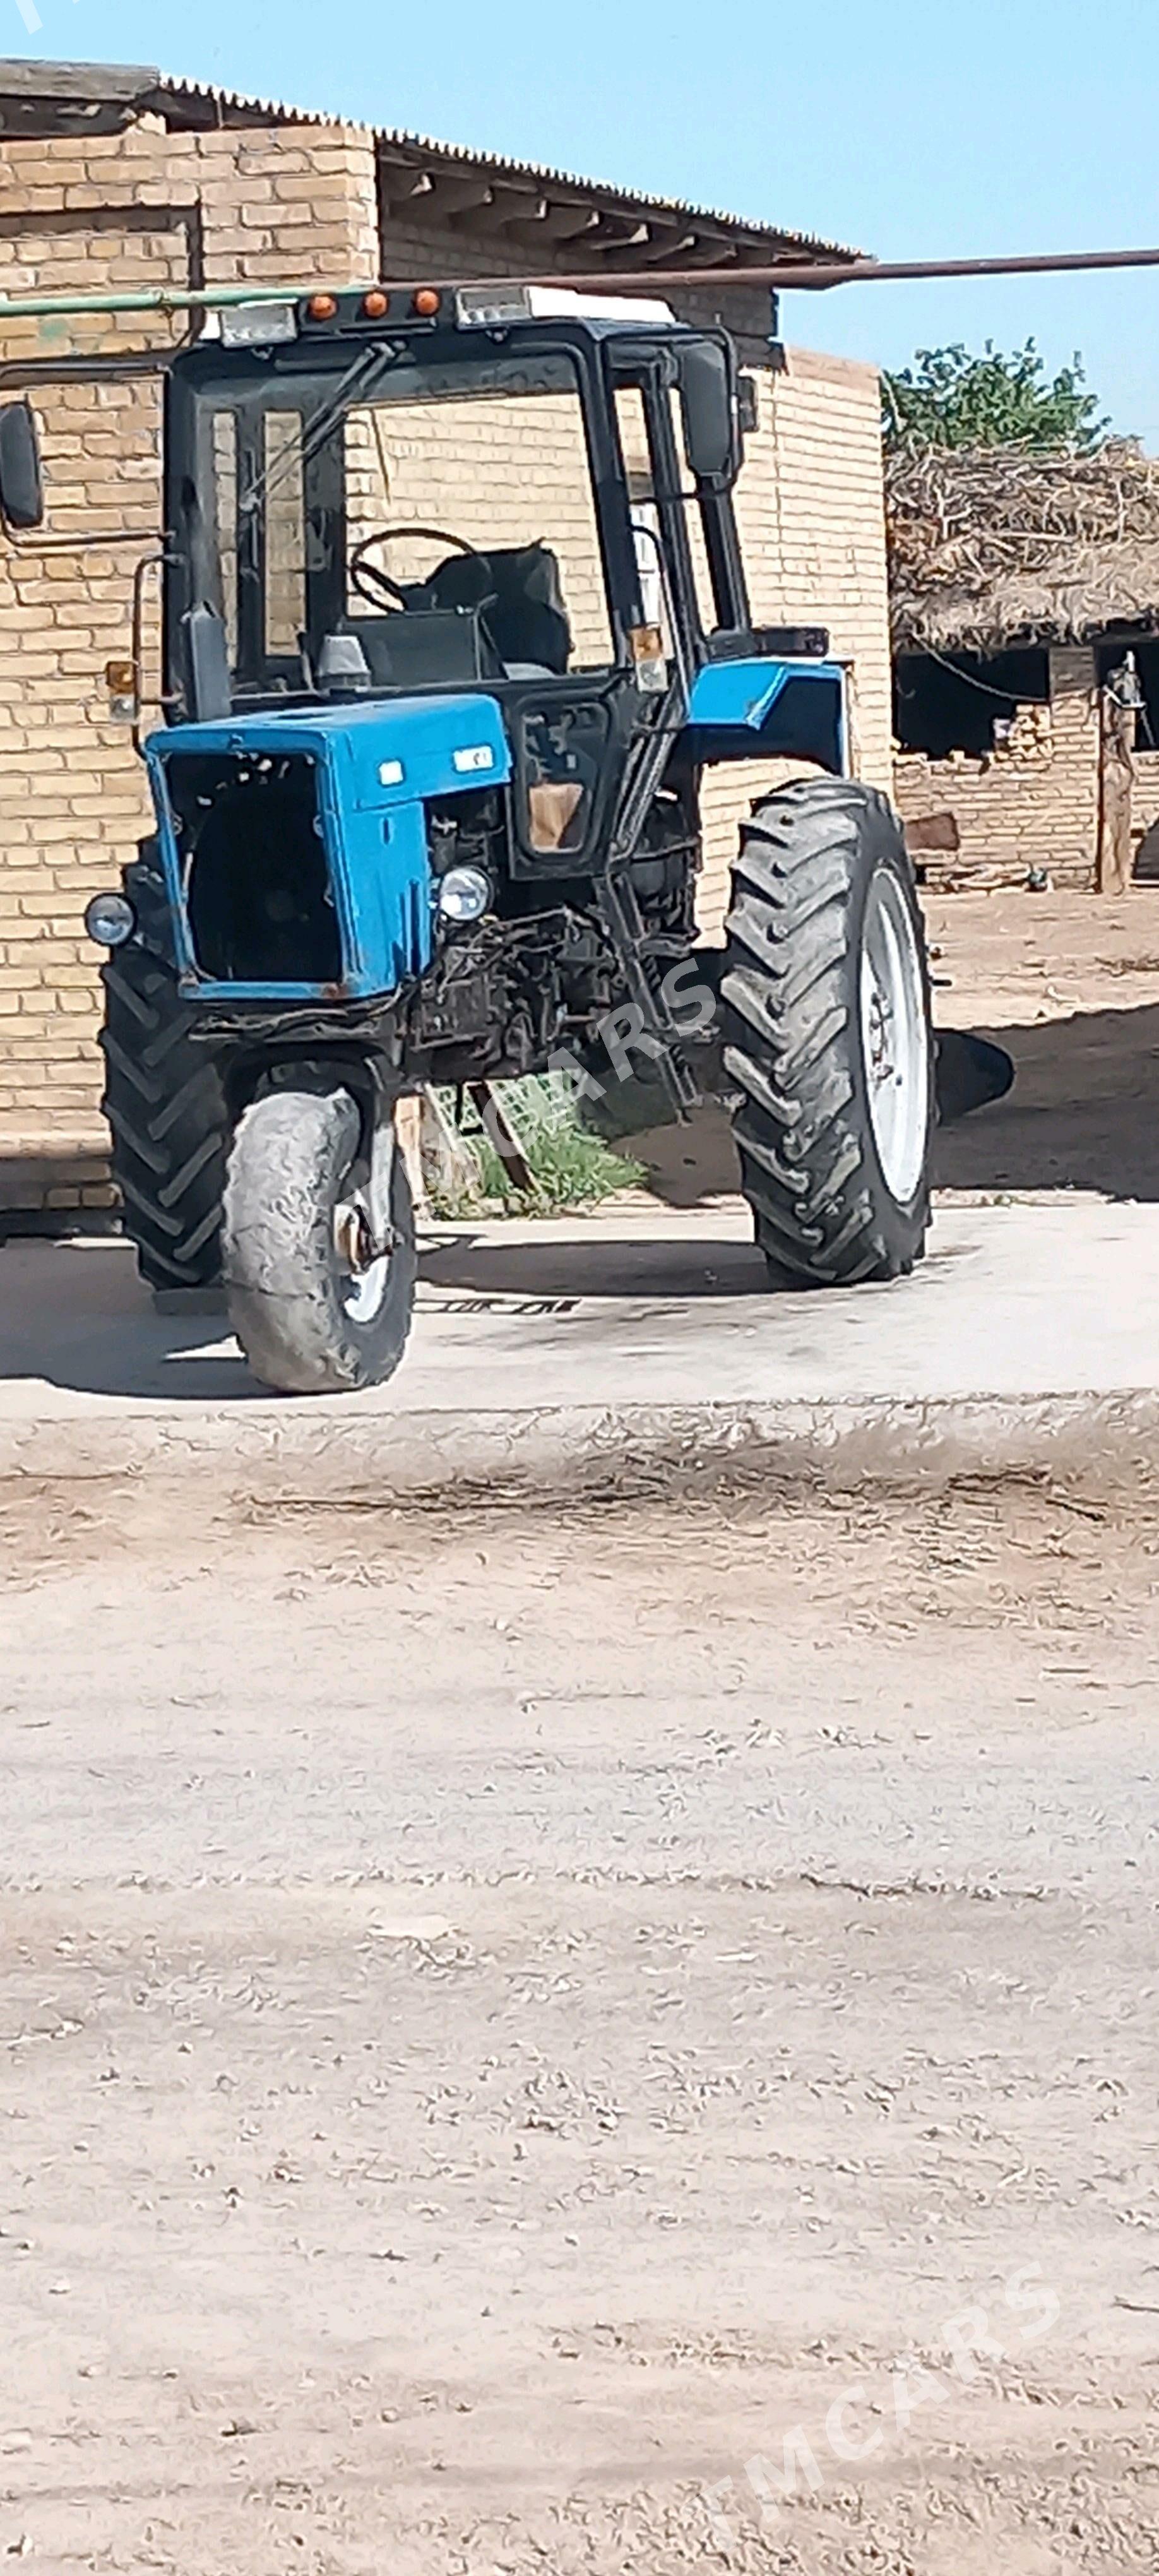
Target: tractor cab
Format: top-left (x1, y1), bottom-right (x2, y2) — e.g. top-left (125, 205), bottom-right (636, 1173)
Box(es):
top-left (131, 282), bottom-right (845, 1009)
top-left (164, 281), bottom-right (752, 722)
top-left (156, 282), bottom-right (845, 908)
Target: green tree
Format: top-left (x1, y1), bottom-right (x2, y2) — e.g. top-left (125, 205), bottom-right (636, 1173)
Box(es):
top-left (882, 340), bottom-right (1108, 451)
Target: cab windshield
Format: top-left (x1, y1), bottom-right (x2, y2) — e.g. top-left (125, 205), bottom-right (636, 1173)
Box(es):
top-left (196, 347), bottom-right (616, 700)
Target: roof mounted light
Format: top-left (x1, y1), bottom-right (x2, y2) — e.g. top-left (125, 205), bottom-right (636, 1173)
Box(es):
top-left (220, 299), bottom-right (298, 349)
top-left (307, 292), bottom-right (338, 323)
top-left (452, 282), bottom-right (679, 331)
top-left (454, 283), bottom-right (533, 330)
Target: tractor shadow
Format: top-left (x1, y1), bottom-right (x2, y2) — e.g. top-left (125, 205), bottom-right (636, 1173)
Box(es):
top-left (930, 999), bottom-right (1159, 1201)
top-left (420, 996), bottom-right (1159, 1312)
top-left (403, 999), bottom-right (1159, 1306)
top-left (417, 1225), bottom-right (767, 1304)
top-left (0, 1239), bottom-right (260, 1402)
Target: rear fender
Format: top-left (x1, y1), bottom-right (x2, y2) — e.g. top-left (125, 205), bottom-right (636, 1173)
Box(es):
top-left (681, 657), bottom-right (848, 775)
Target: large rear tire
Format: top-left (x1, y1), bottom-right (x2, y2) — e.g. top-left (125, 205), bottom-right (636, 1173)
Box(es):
top-left (223, 1088), bottom-right (417, 1395)
top-left (98, 856), bottom-right (228, 1291)
top-left (723, 778), bottom-right (932, 1287)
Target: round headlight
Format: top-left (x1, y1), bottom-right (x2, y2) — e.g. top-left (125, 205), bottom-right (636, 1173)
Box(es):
top-left (85, 891), bottom-right (136, 949)
top-left (437, 864), bottom-right (492, 924)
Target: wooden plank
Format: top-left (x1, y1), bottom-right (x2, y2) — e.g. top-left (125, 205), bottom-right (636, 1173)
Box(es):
top-left (0, 60), bottom-right (159, 102)
top-left (1098, 685), bottom-right (1136, 895)
top-left (904, 811), bottom-right (961, 856)
top-left (607, 232), bottom-right (741, 273)
top-left (415, 1088), bottom-right (480, 1207)
top-left (502, 203), bottom-right (607, 246)
top-left (443, 188), bottom-right (545, 238)
top-left (468, 1083), bottom-right (535, 1198)
top-left (388, 172), bottom-right (501, 221)
top-left (393, 1094), bottom-right (428, 1222)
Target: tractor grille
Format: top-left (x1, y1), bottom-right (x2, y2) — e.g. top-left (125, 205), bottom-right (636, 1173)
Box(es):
top-left (165, 750), bottom-right (342, 987)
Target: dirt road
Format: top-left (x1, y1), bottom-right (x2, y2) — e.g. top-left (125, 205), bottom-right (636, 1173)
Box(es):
top-left (4, 1471), bottom-right (1159, 2573)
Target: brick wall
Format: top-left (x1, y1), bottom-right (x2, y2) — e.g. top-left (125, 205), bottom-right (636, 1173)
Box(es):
top-left (344, 391), bottom-right (612, 665)
top-left (0, 368), bottom-right (162, 1186)
top-left (1130, 750), bottom-right (1159, 876)
top-left (0, 117), bottom-right (380, 1203)
top-left (893, 646), bottom-right (1101, 893)
top-left (0, 110), bottom-right (891, 1204)
top-left (698, 346), bottom-right (893, 935)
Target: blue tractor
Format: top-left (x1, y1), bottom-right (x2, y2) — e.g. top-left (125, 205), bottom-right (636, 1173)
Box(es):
top-left (1, 281), bottom-right (936, 1393)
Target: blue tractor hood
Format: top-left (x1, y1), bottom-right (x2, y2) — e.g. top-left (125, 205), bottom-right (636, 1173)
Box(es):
top-left (146, 693), bottom-right (513, 1003)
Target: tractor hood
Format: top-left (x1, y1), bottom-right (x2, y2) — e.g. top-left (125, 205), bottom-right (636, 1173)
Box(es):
top-left (145, 693), bottom-right (513, 1005)
top-left (148, 690), bottom-right (513, 814)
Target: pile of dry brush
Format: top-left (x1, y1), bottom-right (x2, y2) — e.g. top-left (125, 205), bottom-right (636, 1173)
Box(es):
top-left (886, 438), bottom-right (1159, 652)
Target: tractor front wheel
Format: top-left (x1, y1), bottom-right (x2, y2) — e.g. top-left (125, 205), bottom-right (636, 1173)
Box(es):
top-left (222, 1088), bottom-right (417, 1395)
top-left (723, 778), bottom-right (932, 1287)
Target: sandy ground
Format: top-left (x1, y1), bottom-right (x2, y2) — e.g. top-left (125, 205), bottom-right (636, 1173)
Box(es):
top-left (4, 1469), bottom-right (1159, 2573)
top-left (926, 885), bottom-right (1159, 1202)
top-left (617, 885), bottom-right (1159, 1210)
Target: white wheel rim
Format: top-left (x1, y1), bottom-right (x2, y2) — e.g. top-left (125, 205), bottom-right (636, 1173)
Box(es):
top-left (335, 1122), bottom-right (395, 1325)
top-left (340, 1227), bottom-right (390, 1324)
top-left (859, 869), bottom-right (930, 1206)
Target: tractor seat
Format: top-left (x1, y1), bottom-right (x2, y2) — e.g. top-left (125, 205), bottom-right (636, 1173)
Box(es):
top-left (424, 542), bottom-right (572, 676)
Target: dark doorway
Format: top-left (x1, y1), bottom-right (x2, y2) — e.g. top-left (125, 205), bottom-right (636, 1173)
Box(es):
top-left (894, 647), bottom-right (1050, 760)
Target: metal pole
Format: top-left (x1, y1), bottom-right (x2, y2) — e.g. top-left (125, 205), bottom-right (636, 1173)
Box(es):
top-left (704, 247), bottom-right (1159, 292)
top-left (4, 243), bottom-right (1159, 327)
top-left (0, 282), bottom-right (309, 322)
top-left (496, 246), bottom-right (1159, 295)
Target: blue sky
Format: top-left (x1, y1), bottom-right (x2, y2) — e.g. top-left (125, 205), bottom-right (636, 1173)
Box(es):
top-left (9, 0), bottom-right (1159, 435)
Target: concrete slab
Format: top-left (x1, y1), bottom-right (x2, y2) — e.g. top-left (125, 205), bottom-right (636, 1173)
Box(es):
top-left (2, 1198), bottom-right (1158, 1493)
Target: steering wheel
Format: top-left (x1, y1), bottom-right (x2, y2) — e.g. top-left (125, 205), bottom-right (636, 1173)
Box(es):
top-left (348, 523), bottom-right (482, 612)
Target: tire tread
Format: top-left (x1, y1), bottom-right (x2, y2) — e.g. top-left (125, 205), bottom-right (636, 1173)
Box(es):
top-left (98, 859), bottom-right (227, 1290)
top-left (722, 778), bottom-right (932, 1289)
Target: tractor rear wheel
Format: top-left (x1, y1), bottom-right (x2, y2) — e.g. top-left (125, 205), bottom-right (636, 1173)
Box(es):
top-left (98, 856), bottom-right (228, 1292)
top-left (222, 1088), bottom-right (417, 1395)
top-left (722, 778), bottom-right (932, 1286)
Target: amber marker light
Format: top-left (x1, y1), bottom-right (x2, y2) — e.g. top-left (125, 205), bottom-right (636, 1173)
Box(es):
top-left (362, 289), bottom-right (389, 319)
top-left (307, 292), bottom-right (338, 321)
top-left (412, 288), bottom-right (441, 317)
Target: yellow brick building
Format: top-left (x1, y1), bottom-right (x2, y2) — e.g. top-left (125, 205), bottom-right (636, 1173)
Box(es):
top-left (0, 57), bottom-right (892, 1217)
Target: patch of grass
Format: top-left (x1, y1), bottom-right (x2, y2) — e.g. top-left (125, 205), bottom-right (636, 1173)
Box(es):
top-left (429, 1076), bottom-right (644, 1217)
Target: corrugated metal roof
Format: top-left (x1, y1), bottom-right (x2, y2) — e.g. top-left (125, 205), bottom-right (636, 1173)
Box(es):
top-left (0, 61), bottom-right (859, 257)
top-left (157, 70), bottom-right (859, 258)
top-left (158, 71), bottom-right (344, 129)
